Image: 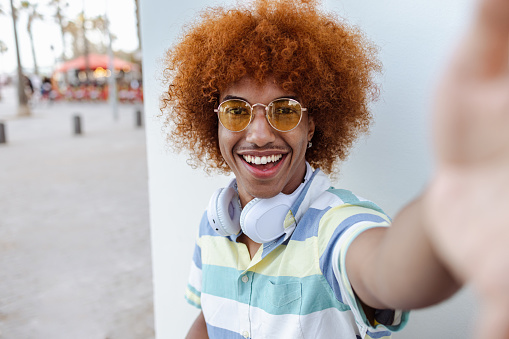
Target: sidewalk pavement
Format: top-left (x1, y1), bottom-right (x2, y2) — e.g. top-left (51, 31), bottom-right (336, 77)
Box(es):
top-left (0, 85), bottom-right (154, 339)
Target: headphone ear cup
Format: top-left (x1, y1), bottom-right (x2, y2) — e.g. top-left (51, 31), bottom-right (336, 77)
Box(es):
top-left (240, 195), bottom-right (291, 244)
top-left (207, 187), bottom-right (241, 236)
top-left (217, 187), bottom-right (241, 235)
top-left (207, 188), bottom-right (223, 234)
top-left (239, 197), bottom-right (259, 233)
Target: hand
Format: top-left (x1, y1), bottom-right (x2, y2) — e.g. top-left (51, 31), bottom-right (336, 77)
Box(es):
top-left (425, 0), bottom-right (509, 338)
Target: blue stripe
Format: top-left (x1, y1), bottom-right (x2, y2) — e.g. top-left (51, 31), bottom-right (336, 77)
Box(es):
top-left (290, 207), bottom-right (329, 241)
top-left (261, 234), bottom-right (286, 258)
top-left (199, 210), bottom-right (239, 240)
top-left (319, 213), bottom-right (388, 302)
top-left (198, 211), bottom-right (218, 237)
top-left (289, 168), bottom-right (320, 215)
top-left (261, 169), bottom-right (324, 258)
top-left (192, 242), bottom-right (202, 269)
top-left (366, 329), bottom-right (392, 338)
top-left (206, 323), bottom-right (245, 338)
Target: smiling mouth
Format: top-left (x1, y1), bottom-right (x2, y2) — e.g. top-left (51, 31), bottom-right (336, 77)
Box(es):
top-left (241, 154), bottom-right (285, 171)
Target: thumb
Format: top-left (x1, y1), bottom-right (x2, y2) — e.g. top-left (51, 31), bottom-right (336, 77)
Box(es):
top-left (455, 0), bottom-right (509, 79)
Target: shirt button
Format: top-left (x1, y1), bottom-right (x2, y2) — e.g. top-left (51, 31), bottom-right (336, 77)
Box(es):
top-left (242, 330), bottom-right (250, 338)
top-left (241, 275), bottom-right (249, 283)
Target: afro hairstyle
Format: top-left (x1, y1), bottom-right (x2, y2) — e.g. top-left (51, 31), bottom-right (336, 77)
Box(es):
top-left (160, 0), bottom-right (381, 175)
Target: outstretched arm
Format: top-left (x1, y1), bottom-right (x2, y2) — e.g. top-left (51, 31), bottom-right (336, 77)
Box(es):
top-left (347, 0), bottom-right (509, 337)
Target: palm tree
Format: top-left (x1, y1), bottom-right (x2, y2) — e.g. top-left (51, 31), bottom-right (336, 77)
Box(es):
top-left (20, 1), bottom-right (43, 76)
top-left (0, 40), bottom-right (7, 101)
top-left (48, 0), bottom-right (68, 63)
top-left (0, 6), bottom-right (5, 100)
top-left (10, 0), bottom-right (30, 116)
top-left (133, 0), bottom-right (142, 74)
top-left (89, 15), bottom-right (108, 53)
top-left (134, 0), bottom-right (141, 51)
top-left (63, 19), bottom-right (81, 58)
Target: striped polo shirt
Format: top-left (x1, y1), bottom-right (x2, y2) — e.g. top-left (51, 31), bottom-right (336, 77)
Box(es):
top-left (185, 168), bottom-right (408, 338)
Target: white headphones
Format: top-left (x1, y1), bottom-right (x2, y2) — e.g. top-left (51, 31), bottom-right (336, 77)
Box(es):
top-left (207, 163), bottom-right (312, 244)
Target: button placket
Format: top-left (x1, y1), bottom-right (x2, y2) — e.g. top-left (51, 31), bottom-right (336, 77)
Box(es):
top-left (238, 271), bottom-right (253, 338)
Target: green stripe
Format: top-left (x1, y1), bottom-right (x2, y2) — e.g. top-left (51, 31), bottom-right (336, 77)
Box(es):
top-left (201, 264), bottom-right (350, 315)
top-left (187, 283), bottom-right (201, 297)
top-left (185, 294), bottom-right (202, 309)
top-left (327, 188), bottom-right (385, 214)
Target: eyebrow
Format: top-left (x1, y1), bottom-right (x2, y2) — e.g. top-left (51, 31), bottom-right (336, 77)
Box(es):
top-left (221, 95), bottom-right (301, 103)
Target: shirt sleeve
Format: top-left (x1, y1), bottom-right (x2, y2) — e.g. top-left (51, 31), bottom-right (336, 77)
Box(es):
top-left (184, 241), bottom-right (203, 309)
top-left (318, 203), bottom-right (409, 337)
top-left (184, 212), bottom-right (208, 309)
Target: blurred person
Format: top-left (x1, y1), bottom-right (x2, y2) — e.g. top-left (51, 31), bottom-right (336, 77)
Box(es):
top-left (64, 84), bottom-right (74, 101)
top-left (88, 83), bottom-right (100, 101)
top-left (23, 74), bottom-right (34, 101)
top-left (74, 84), bottom-right (87, 101)
top-left (160, 0), bottom-right (509, 338)
top-left (41, 76), bottom-right (52, 100)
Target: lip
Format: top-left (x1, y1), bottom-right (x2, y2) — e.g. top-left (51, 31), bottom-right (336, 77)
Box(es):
top-left (237, 153), bottom-right (288, 179)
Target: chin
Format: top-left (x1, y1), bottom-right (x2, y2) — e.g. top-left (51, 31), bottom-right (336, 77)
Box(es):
top-left (244, 183), bottom-right (284, 200)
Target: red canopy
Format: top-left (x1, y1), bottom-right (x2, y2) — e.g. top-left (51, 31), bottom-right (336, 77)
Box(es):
top-left (55, 54), bottom-right (138, 73)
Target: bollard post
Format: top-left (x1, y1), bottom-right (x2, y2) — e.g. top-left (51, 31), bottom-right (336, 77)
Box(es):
top-left (0, 122), bottom-right (6, 144)
top-left (73, 115), bottom-right (82, 135)
top-left (136, 109), bottom-right (143, 128)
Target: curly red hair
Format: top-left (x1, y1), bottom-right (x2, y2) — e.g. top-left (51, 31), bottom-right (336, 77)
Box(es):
top-left (160, 0), bottom-right (381, 175)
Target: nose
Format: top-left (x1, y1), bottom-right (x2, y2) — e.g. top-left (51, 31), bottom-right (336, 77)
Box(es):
top-left (245, 106), bottom-right (276, 146)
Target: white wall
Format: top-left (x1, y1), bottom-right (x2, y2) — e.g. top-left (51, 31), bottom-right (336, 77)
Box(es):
top-left (141, 0), bottom-right (478, 338)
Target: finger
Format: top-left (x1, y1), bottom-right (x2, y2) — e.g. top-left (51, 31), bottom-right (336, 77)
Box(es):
top-left (454, 0), bottom-right (509, 79)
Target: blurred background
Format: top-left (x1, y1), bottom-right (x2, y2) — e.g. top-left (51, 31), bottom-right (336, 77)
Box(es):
top-left (1, 0), bottom-right (482, 338)
top-left (0, 0), bottom-right (153, 338)
top-left (0, 0), bottom-right (142, 109)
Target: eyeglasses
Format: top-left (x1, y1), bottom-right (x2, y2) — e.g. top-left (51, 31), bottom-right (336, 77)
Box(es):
top-left (215, 98), bottom-right (306, 132)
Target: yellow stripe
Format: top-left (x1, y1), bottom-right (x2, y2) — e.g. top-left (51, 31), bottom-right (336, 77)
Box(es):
top-left (200, 235), bottom-right (321, 277)
top-left (283, 210), bottom-right (296, 229)
top-left (317, 204), bottom-right (390, 257)
top-left (252, 237), bottom-right (321, 277)
top-left (199, 236), bottom-right (252, 270)
top-left (185, 288), bottom-right (201, 307)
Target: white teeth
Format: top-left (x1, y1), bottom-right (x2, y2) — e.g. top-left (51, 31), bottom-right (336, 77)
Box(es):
top-left (242, 154), bottom-right (283, 165)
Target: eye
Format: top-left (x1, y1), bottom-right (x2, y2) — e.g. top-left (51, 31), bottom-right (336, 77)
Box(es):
top-left (275, 106), bottom-right (296, 115)
top-left (227, 107), bottom-right (249, 115)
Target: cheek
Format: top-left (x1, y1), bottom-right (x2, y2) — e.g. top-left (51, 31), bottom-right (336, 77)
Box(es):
top-left (292, 127), bottom-right (311, 153)
top-left (218, 128), bottom-right (236, 162)
top-left (218, 131), bottom-right (227, 160)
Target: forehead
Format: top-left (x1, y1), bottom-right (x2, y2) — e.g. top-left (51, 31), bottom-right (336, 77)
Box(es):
top-left (220, 77), bottom-right (298, 103)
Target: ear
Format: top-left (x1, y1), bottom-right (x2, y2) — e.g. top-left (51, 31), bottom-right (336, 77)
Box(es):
top-left (307, 115), bottom-right (315, 141)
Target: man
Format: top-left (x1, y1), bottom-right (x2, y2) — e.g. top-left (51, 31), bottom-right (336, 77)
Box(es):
top-left (160, 0), bottom-right (509, 338)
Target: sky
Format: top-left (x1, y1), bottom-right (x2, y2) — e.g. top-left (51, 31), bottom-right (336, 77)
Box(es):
top-left (0, 0), bottom-right (138, 75)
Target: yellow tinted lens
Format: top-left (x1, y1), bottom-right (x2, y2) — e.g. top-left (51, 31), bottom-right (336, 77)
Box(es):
top-left (218, 100), bottom-right (252, 131)
top-left (267, 99), bottom-right (302, 131)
